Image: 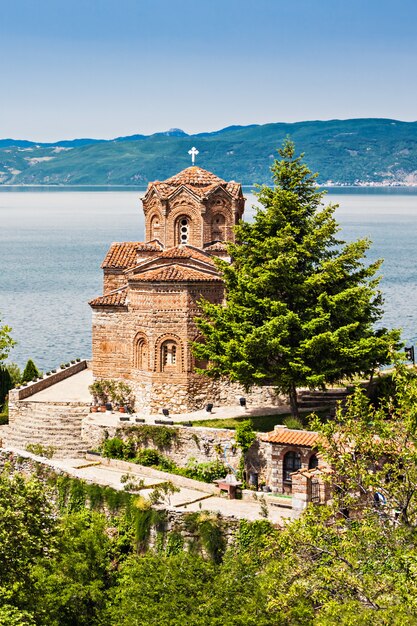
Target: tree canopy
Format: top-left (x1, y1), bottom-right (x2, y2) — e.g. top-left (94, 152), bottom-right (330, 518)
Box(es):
top-left (2, 369), bottom-right (417, 626)
top-left (194, 141), bottom-right (400, 415)
top-left (0, 316), bottom-right (15, 365)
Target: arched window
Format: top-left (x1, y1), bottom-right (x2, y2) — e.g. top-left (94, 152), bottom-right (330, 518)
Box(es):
top-left (161, 341), bottom-right (178, 371)
top-left (211, 214), bottom-right (226, 241)
top-left (308, 454), bottom-right (319, 470)
top-left (134, 335), bottom-right (148, 370)
top-left (150, 214), bottom-right (161, 240)
top-left (283, 451), bottom-right (301, 483)
top-left (178, 217), bottom-right (189, 244)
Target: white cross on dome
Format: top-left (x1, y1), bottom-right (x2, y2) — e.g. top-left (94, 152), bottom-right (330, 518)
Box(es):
top-left (188, 146), bottom-right (199, 164)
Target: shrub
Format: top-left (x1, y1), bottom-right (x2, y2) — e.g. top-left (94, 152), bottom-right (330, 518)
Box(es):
top-left (121, 424), bottom-right (177, 449)
top-left (101, 437), bottom-right (125, 459)
top-left (283, 416), bottom-right (304, 430)
top-left (136, 448), bottom-right (161, 466)
top-left (184, 458), bottom-right (226, 483)
top-left (6, 362), bottom-right (21, 385)
top-left (22, 359), bottom-right (40, 383)
top-left (26, 443), bottom-right (55, 459)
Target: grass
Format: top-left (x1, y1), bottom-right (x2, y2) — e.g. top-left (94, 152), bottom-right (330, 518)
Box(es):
top-left (182, 409), bottom-right (329, 433)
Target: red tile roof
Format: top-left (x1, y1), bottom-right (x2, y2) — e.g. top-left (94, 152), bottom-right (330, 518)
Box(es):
top-left (147, 166), bottom-right (241, 200)
top-left (165, 166), bottom-right (225, 187)
top-left (89, 288), bottom-right (128, 307)
top-left (129, 264), bottom-right (222, 283)
top-left (262, 428), bottom-right (319, 447)
top-left (101, 241), bottom-right (161, 269)
top-left (159, 245), bottom-right (215, 264)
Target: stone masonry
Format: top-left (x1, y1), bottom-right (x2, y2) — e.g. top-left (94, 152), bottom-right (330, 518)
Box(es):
top-left (89, 165), bottom-right (285, 413)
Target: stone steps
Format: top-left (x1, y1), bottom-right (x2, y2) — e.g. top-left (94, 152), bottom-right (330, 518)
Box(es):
top-left (298, 388), bottom-right (351, 412)
top-left (4, 400), bottom-right (91, 457)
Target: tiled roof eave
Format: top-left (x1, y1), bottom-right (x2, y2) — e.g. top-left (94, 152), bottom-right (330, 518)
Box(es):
top-left (261, 429), bottom-right (320, 448)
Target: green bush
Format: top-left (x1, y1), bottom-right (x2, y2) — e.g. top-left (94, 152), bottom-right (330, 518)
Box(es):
top-left (22, 359), bottom-right (40, 382)
top-left (183, 458), bottom-right (226, 483)
top-left (22, 359), bottom-right (40, 383)
top-left (102, 437), bottom-right (126, 459)
top-left (283, 416), bottom-right (304, 430)
top-left (5, 362), bottom-right (21, 385)
top-left (136, 448), bottom-right (161, 466)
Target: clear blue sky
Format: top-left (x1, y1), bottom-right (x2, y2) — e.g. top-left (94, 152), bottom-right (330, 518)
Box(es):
top-left (1, 0), bottom-right (417, 141)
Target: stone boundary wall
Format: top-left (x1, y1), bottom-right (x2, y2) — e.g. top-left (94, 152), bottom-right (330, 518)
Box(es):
top-left (0, 449), bottom-right (241, 543)
top-left (9, 360), bottom-right (88, 402)
top-left (85, 453), bottom-right (217, 494)
top-left (82, 419), bottom-right (271, 481)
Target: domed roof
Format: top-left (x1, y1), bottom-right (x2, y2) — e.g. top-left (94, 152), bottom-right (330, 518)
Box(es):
top-left (145, 166), bottom-right (242, 200)
top-left (164, 166), bottom-right (225, 187)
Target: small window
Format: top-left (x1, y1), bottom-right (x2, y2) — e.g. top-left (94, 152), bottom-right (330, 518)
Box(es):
top-left (211, 214), bottom-right (226, 241)
top-left (283, 451), bottom-right (301, 483)
top-left (161, 341), bottom-right (178, 370)
top-left (179, 218), bottom-right (189, 244)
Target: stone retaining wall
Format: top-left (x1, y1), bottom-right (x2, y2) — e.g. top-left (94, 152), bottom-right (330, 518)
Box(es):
top-left (128, 376), bottom-right (288, 414)
top-left (0, 449), bottom-right (241, 548)
top-left (82, 419), bottom-right (271, 481)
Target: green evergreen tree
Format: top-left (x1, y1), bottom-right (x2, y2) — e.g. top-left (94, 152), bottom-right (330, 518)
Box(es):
top-left (194, 141), bottom-right (400, 416)
top-left (0, 367), bottom-right (12, 408)
top-left (21, 359), bottom-right (40, 383)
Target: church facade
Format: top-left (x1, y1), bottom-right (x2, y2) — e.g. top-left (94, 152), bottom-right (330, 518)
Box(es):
top-left (89, 165), bottom-right (283, 413)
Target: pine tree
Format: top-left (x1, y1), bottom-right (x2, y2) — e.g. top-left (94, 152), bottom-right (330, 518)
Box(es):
top-left (194, 141), bottom-right (400, 416)
top-left (22, 359), bottom-right (40, 383)
top-left (0, 367), bottom-right (12, 408)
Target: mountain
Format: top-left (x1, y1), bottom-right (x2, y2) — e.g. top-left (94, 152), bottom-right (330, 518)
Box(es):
top-left (2, 119), bottom-right (417, 186)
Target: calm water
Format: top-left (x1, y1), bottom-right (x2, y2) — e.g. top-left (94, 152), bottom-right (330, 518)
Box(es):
top-left (0, 187), bottom-right (415, 370)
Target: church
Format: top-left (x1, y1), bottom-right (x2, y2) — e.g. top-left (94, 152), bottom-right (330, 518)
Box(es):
top-left (89, 163), bottom-right (283, 414)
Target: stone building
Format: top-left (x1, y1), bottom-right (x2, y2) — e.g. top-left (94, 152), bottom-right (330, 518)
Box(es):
top-left (261, 426), bottom-right (320, 495)
top-left (89, 165), bottom-right (260, 414)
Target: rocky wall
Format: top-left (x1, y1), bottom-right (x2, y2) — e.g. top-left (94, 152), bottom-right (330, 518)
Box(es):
top-left (81, 419), bottom-right (271, 481)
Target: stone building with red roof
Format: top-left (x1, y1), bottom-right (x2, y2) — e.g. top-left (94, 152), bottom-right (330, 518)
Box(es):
top-left (89, 166), bottom-right (286, 413)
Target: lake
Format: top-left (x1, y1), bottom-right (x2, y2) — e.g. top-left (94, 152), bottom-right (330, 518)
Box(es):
top-left (0, 186), bottom-right (415, 371)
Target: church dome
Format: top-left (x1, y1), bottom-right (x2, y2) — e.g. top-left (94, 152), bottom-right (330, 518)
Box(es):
top-left (164, 166), bottom-right (225, 187)
top-left (146, 166), bottom-right (241, 200)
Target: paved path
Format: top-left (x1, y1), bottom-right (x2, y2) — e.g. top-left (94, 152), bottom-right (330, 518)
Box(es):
top-left (4, 448), bottom-right (296, 524)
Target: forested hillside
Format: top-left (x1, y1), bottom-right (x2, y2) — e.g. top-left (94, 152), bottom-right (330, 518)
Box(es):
top-left (2, 118), bottom-right (417, 186)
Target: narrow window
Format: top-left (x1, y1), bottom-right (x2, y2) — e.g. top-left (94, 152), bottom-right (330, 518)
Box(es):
top-left (161, 341), bottom-right (178, 370)
top-left (179, 218), bottom-right (189, 244)
top-left (134, 336), bottom-right (148, 370)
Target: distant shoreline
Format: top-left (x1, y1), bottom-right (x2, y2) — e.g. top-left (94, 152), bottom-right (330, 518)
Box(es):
top-left (2, 183), bottom-right (417, 191)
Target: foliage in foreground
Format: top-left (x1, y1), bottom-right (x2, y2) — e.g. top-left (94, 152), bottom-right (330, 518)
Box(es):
top-left (194, 141), bottom-right (400, 416)
top-left (2, 369), bottom-right (417, 624)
